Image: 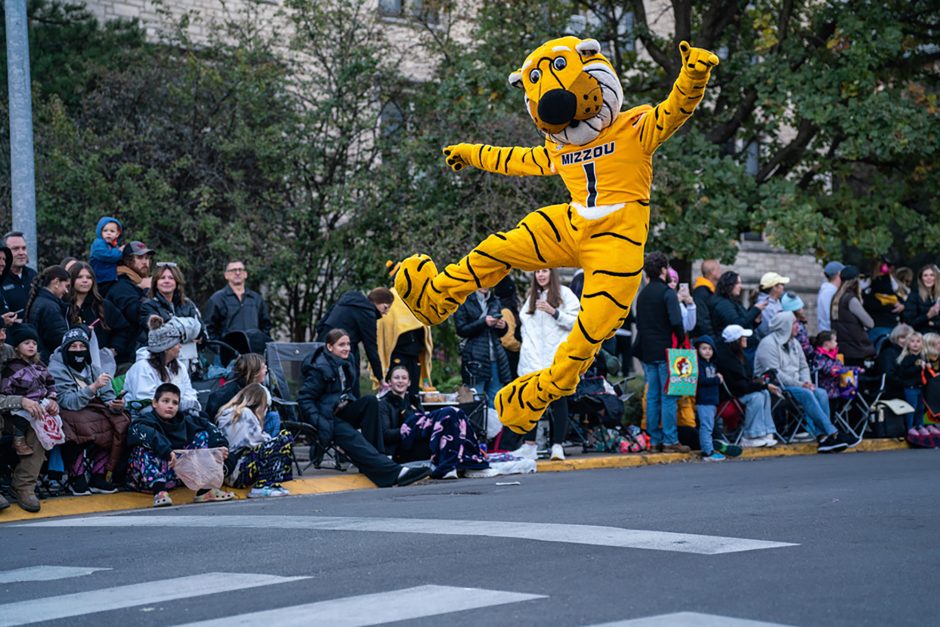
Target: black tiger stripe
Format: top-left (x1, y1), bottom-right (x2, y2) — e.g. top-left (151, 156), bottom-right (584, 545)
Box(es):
top-left (656, 124), bottom-right (664, 131)
top-left (694, 83), bottom-right (705, 89)
top-left (530, 149), bottom-right (547, 175)
top-left (442, 268), bottom-right (461, 282)
top-left (472, 248), bottom-right (511, 269)
top-left (549, 380), bottom-right (576, 392)
top-left (663, 108), bottom-right (672, 115)
top-left (521, 151), bottom-right (528, 163)
top-left (444, 296), bottom-right (459, 305)
top-left (680, 107), bottom-right (692, 115)
top-left (465, 257), bottom-right (481, 288)
top-left (535, 210), bottom-right (561, 242)
top-left (583, 290), bottom-right (630, 310)
top-left (501, 147), bottom-right (515, 173)
top-left (577, 318), bottom-right (601, 344)
top-left (521, 222), bottom-right (546, 262)
top-left (589, 231), bottom-right (642, 246)
top-left (416, 257), bottom-right (431, 272)
top-left (676, 85), bottom-right (688, 97)
top-left (429, 282), bottom-right (442, 294)
top-left (526, 402), bottom-right (547, 412)
top-left (517, 381), bottom-right (528, 409)
top-left (415, 278), bottom-right (429, 308)
top-left (566, 205), bottom-right (578, 232)
top-left (506, 386), bottom-right (516, 406)
top-left (637, 199), bottom-right (650, 206)
top-left (401, 269), bottom-right (413, 298)
top-left (639, 124), bottom-right (645, 143)
top-left (654, 106), bottom-right (659, 120)
top-left (477, 144), bottom-right (485, 164)
top-left (568, 354), bottom-right (590, 361)
top-left (592, 267), bottom-right (643, 278)
top-left (494, 232), bottom-right (507, 241)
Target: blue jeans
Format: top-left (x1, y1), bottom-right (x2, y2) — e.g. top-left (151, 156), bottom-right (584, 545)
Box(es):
top-left (740, 390), bottom-right (775, 438)
top-left (786, 386), bottom-right (836, 437)
top-left (643, 361), bottom-right (678, 446)
top-left (483, 361), bottom-right (502, 409)
top-left (696, 405), bottom-right (716, 454)
top-left (903, 387), bottom-right (924, 430)
top-left (264, 410), bottom-right (281, 438)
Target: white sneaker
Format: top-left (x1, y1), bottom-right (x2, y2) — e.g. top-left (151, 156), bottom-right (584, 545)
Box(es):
top-left (248, 486), bottom-right (287, 498)
top-left (791, 432), bottom-right (815, 443)
top-left (511, 443), bottom-right (538, 460)
top-left (761, 435), bottom-right (778, 447)
top-left (463, 467), bottom-right (499, 479)
top-left (740, 436), bottom-right (767, 448)
top-left (440, 469), bottom-right (459, 480)
top-left (550, 444), bottom-right (566, 461)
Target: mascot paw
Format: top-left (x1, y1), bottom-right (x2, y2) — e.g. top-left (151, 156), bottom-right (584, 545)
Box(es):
top-left (496, 371), bottom-right (553, 435)
top-left (394, 254), bottom-right (453, 325)
top-left (679, 41), bottom-right (719, 78)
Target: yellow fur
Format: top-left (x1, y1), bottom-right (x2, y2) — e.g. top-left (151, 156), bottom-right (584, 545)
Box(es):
top-left (396, 38), bottom-right (718, 433)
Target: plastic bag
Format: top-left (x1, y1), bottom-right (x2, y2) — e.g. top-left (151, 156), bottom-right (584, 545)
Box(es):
top-left (25, 411), bottom-right (66, 451)
top-left (172, 447), bottom-right (225, 490)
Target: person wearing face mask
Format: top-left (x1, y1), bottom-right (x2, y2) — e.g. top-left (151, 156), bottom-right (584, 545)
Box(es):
top-left (49, 327), bottom-right (130, 495)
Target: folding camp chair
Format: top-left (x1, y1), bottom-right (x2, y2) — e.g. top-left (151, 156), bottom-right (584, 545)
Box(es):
top-left (832, 373), bottom-right (887, 442)
top-left (265, 341), bottom-right (347, 475)
top-left (713, 380), bottom-right (747, 444)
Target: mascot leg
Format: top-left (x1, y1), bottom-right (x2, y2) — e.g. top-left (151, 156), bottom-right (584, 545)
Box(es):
top-left (395, 203), bottom-right (576, 325)
top-left (496, 206), bottom-right (647, 434)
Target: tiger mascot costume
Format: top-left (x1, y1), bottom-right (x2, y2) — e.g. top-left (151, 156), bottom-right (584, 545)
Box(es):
top-left (396, 36), bottom-right (719, 434)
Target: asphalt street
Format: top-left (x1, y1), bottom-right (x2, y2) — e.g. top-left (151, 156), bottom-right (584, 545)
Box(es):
top-left (1, 448), bottom-right (938, 626)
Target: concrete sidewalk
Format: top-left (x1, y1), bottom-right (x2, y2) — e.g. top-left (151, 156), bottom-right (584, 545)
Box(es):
top-left (0, 438), bottom-right (910, 523)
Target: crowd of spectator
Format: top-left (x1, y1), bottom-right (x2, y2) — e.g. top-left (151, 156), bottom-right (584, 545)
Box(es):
top-left (1, 215), bottom-right (937, 515)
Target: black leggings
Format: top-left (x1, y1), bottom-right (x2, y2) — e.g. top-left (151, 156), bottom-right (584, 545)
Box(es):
top-left (501, 398), bottom-right (569, 448)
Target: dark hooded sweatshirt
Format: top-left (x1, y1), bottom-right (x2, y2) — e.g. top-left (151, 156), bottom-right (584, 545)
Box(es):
top-left (316, 291), bottom-right (382, 392)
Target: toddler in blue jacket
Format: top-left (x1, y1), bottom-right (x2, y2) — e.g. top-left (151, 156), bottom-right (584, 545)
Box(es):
top-left (695, 336), bottom-right (726, 461)
top-left (89, 216), bottom-right (124, 289)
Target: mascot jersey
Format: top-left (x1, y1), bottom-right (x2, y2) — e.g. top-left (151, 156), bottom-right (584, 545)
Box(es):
top-left (395, 36), bottom-right (719, 434)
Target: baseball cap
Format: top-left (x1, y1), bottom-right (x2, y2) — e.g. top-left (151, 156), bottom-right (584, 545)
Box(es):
top-left (126, 241), bottom-right (155, 257)
top-left (823, 261), bottom-right (845, 278)
top-left (721, 325), bottom-right (753, 343)
top-left (759, 272), bottom-right (791, 290)
top-left (841, 265), bottom-right (860, 281)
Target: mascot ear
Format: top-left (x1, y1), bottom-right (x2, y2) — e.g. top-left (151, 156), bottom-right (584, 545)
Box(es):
top-left (576, 39), bottom-right (602, 57)
top-left (508, 71), bottom-right (524, 89)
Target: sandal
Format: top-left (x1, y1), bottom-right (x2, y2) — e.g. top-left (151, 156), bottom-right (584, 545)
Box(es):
top-left (193, 488), bottom-right (236, 503)
top-left (153, 490), bottom-right (173, 508)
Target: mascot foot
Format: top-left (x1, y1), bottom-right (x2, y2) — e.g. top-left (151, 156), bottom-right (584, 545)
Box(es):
top-left (496, 371), bottom-right (554, 435)
top-left (394, 254), bottom-right (456, 325)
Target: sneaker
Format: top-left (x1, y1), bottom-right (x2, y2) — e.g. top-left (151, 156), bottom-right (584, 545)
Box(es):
top-left (439, 469), bottom-right (459, 480)
top-left (153, 490), bottom-right (173, 507)
top-left (273, 486), bottom-right (291, 497)
top-left (511, 442), bottom-right (538, 460)
top-left (396, 465), bottom-right (431, 487)
top-left (926, 425), bottom-right (940, 436)
top-left (740, 436), bottom-right (768, 448)
top-left (464, 467), bottom-right (500, 479)
top-left (661, 443), bottom-right (691, 454)
top-left (713, 441), bottom-right (743, 458)
top-left (248, 486), bottom-right (289, 498)
top-left (790, 431), bottom-right (816, 443)
top-left (89, 475), bottom-right (118, 494)
top-left (702, 451), bottom-right (726, 462)
top-left (761, 435), bottom-right (778, 447)
top-left (916, 426), bottom-right (931, 437)
top-left (838, 431), bottom-right (862, 448)
top-left (550, 444), bottom-right (566, 461)
top-left (817, 433), bottom-right (849, 453)
top-left (68, 475), bottom-right (92, 496)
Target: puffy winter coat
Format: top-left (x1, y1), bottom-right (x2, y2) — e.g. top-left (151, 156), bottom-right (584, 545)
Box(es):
top-left (127, 408), bottom-right (227, 460)
top-left (1, 358), bottom-right (56, 403)
top-left (710, 294), bottom-right (761, 342)
top-left (123, 350), bottom-right (201, 412)
top-left (753, 311), bottom-right (810, 387)
top-left (27, 289), bottom-right (70, 363)
top-left (518, 286), bottom-right (579, 376)
top-left (453, 292), bottom-right (511, 386)
top-left (296, 344), bottom-right (355, 444)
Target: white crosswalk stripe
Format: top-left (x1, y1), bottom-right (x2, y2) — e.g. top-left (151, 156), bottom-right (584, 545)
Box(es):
top-left (175, 584), bottom-right (546, 627)
top-left (0, 572), bottom-right (309, 627)
top-left (588, 612), bottom-right (795, 626)
top-left (19, 515), bottom-right (798, 555)
top-left (0, 566), bottom-right (110, 584)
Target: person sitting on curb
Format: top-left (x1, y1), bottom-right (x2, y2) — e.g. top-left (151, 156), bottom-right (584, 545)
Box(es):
top-left (126, 383), bottom-right (234, 507)
top-left (753, 311), bottom-right (854, 453)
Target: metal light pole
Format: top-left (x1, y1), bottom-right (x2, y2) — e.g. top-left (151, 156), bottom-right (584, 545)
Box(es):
top-left (5, 0), bottom-right (38, 266)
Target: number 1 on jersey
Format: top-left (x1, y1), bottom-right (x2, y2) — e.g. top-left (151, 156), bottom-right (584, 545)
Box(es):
top-left (583, 162), bottom-right (598, 208)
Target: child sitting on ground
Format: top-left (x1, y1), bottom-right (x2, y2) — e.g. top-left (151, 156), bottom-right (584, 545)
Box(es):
top-left (89, 216), bottom-right (124, 292)
top-left (0, 324), bottom-right (61, 456)
top-left (896, 332), bottom-right (925, 433)
top-left (216, 383), bottom-right (293, 498)
top-left (126, 383), bottom-right (234, 507)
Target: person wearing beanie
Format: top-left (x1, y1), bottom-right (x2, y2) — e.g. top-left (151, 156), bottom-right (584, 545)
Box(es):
top-left (122, 316), bottom-right (201, 413)
top-left (49, 326), bottom-right (129, 496)
top-left (831, 265), bottom-right (875, 366)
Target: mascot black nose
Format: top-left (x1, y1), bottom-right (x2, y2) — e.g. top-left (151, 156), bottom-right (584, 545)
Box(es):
top-left (537, 89), bottom-right (577, 125)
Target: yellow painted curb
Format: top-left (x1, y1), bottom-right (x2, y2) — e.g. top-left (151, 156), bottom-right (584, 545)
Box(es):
top-left (0, 438), bottom-right (911, 524)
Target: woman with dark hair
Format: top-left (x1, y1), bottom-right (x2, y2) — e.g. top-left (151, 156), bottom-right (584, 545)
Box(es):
top-left (67, 261), bottom-right (131, 360)
top-left (903, 264), bottom-right (940, 334)
top-left (709, 271), bottom-right (766, 343)
top-left (138, 262), bottom-right (205, 372)
top-left (296, 328), bottom-right (430, 488)
top-left (0, 246), bottom-right (18, 324)
top-left (25, 265), bottom-right (72, 362)
top-left (123, 317), bottom-right (201, 413)
top-left (830, 265), bottom-right (875, 366)
top-left (376, 364), bottom-right (491, 479)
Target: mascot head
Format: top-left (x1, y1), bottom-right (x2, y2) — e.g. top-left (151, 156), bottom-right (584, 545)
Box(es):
top-left (508, 36), bottom-right (624, 146)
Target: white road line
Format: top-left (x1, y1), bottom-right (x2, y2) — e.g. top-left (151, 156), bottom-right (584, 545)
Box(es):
top-left (19, 515), bottom-right (797, 555)
top-left (0, 572), bottom-right (309, 627)
top-left (588, 611), bottom-right (795, 626)
top-left (176, 584), bottom-right (546, 627)
top-left (0, 565), bottom-right (110, 583)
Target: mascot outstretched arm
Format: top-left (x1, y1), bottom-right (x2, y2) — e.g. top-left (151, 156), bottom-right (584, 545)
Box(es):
top-left (395, 37), bottom-right (718, 434)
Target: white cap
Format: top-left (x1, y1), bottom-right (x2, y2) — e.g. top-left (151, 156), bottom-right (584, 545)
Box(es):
top-left (722, 325), bottom-right (753, 343)
top-left (760, 272), bottom-right (791, 290)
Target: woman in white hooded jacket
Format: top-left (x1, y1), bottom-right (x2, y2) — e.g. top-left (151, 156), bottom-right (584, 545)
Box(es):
top-left (511, 269), bottom-right (580, 461)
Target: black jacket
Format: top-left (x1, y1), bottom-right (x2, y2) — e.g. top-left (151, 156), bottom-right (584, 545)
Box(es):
top-left (296, 345), bottom-right (356, 444)
top-left (715, 342), bottom-right (767, 398)
top-left (903, 289), bottom-right (940, 334)
top-left (377, 391), bottom-right (422, 449)
top-left (0, 247), bottom-right (12, 314)
top-left (897, 354), bottom-right (925, 389)
top-left (69, 297), bottom-right (132, 359)
top-left (138, 293), bottom-right (203, 346)
top-left (454, 292), bottom-right (510, 385)
top-left (203, 285), bottom-right (272, 341)
top-left (205, 377), bottom-right (244, 421)
top-left (635, 278), bottom-right (684, 363)
top-left (1, 265), bottom-right (37, 314)
top-left (127, 408), bottom-right (227, 460)
top-left (27, 288), bottom-right (69, 363)
top-left (877, 342), bottom-right (903, 398)
top-left (710, 295), bottom-right (761, 344)
top-left (863, 275), bottom-right (901, 329)
top-left (317, 291), bottom-right (382, 379)
top-left (691, 283), bottom-right (715, 338)
top-left (105, 272), bottom-right (147, 362)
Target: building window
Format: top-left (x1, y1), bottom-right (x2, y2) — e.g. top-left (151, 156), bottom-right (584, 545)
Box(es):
top-left (378, 0), bottom-right (439, 25)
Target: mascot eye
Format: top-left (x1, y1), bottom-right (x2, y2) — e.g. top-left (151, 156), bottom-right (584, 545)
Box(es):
top-left (553, 56), bottom-right (567, 71)
top-left (529, 69), bottom-right (541, 83)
